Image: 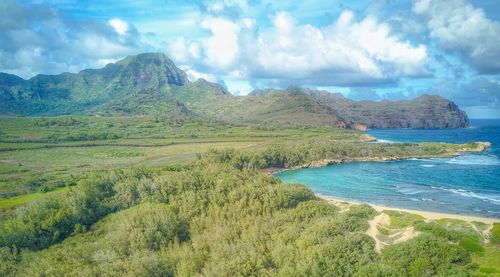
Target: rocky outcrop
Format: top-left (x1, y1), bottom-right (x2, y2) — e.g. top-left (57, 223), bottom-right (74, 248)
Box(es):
top-left (250, 88), bottom-right (469, 129)
top-left (320, 94), bottom-right (469, 129)
top-left (458, 142), bottom-right (491, 152)
top-left (352, 124), bottom-right (368, 131)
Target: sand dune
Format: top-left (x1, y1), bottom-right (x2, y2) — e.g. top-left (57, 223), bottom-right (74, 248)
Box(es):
top-left (317, 194), bottom-right (500, 224)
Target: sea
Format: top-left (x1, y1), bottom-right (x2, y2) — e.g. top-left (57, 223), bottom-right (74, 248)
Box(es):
top-left (276, 119), bottom-right (500, 218)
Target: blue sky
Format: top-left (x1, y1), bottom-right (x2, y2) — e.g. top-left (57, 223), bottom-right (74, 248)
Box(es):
top-left (1, 0), bottom-right (499, 118)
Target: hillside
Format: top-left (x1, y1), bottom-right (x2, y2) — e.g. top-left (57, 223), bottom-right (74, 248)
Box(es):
top-left (249, 88), bottom-right (470, 129)
top-left (0, 53), bottom-right (469, 129)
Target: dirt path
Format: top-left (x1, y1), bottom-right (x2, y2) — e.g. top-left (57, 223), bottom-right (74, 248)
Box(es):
top-left (366, 213), bottom-right (390, 253)
top-left (392, 227), bottom-right (420, 244)
top-left (366, 212), bottom-right (421, 253)
top-left (475, 223), bottom-right (494, 243)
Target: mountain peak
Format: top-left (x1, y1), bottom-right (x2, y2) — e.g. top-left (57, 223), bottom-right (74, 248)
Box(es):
top-left (191, 78), bottom-right (230, 96)
top-left (113, 52), bottom-right (188, 87)
top-left (416, 94), bottom-right (444, 100)
top-left (117, 52), bottom-right (172, 66)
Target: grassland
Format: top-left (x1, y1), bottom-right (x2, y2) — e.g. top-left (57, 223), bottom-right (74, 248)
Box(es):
top-left (0, 116), bottom-right (366, 200)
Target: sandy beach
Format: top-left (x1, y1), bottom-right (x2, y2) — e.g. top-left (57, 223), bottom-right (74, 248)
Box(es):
top-left (316, 193), bottom-right (500, 224)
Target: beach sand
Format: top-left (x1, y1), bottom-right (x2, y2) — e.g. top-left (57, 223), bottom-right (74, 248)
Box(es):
top-left (316, 193), bottom-right (500, 224)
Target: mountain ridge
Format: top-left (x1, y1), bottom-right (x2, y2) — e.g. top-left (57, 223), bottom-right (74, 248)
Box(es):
top-left (0, 53), bottom-right (469, 129)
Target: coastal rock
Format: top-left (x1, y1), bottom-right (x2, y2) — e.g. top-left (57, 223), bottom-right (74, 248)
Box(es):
top-left (458, 141), bottom-right (491, 152)
top-left (249, 88), bottom-right (470, 129)
top-left (320, 94), bottom-right (470, 129)
top-left (352, 124), bottom-right (368, 131)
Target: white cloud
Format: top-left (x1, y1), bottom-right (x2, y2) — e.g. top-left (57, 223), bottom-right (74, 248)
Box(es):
top-left (183, 67), bottom-right (218, 83)
top-left (256, 10), bottom-right (428, 79)
top-left (167, 10), bottom-right (429, 86)
top-left (413, 0), bottom-right (500, 73)
top-left (97, 58), bottom-right (119, 67)
top-left (412, 0), bottom-right (431, 14)
top-left (201, 17), bottom-right (240, 69)
top-left (108, 18), bottom-right (129, 35)
top-left (0, 0), bottom-right (147, 79)
top-left (205, 0), bottom-right (249, 14)
top-left (224, 79), bottom-right (253, 95)
top-left (168, 37), bottom-right (192, 64)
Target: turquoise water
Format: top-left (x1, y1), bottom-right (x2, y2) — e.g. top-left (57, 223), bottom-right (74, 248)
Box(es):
top-left (277, 119), bottom-right (500, 218)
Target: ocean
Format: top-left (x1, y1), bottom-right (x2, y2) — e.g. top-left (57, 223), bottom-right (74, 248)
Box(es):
top-left (276, 119), bottom-right (500, 218)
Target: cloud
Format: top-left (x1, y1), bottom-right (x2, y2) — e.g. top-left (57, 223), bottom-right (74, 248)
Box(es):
top-left (201, 17), bottom-right (240, 70)
top-left (202, 0), bottom-right (249, 19)
top-left (413, 0), bottom-right (500, 73)
top-left (454, 77), bottom-right (500, 107)
top-left (410, 75), bottom-right (500, 117)
top-left (183, 67), bottom-right (218, 83)
top-left (108, 18), bottom-right (129, 35)
top-left (0, 0), bottom-right (148, 79)
top-left (167, 10), bottom-right (430, 87)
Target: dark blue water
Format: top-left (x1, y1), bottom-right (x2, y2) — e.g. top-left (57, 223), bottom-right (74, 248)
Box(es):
top-left (277, 119), bottom-right (500, 218)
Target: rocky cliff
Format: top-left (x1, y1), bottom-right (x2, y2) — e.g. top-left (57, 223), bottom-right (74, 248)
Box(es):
top-left (323, 94), bottom-right (469, 129)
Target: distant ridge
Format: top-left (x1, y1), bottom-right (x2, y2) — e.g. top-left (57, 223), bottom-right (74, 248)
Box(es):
top-left (249, 88), bottom-right (468, 129)
top-left (0, 53), bottom-right (469, 129)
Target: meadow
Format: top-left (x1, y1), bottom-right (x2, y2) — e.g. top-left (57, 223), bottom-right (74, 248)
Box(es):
top-left (0, 116), bottom-right (363, 199)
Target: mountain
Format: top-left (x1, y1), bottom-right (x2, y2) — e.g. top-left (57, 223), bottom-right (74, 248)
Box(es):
top-left (0, 53), bottom-right (469, 129)
top-left (248, 88), bottom-right (469, 129)
top-left (171, 85), bottom-right (347, 128)
top-left (0, 53), bottom-right (190, 116)
top-left (325, 94), bottom-right (469, 129)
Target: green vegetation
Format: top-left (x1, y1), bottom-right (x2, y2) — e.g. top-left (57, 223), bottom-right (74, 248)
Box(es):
top-left (0, 115), bottom-right (496, 276)
top-left (491, 223), bottom-right (500, 244)
top-left (0, 160), bottom-right (488, 276)
top-left (385, 210), bottom-right (425, 229)
top-left (0, 187), bottom-right (69, 210)
top-left (1, 116), bottom-right (366, 198)
top-left (470, 223), bottom-right (500, 276)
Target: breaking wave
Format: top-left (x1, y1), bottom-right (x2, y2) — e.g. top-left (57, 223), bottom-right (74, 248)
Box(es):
top-left (445, 155), bottom-right (500, 166)
top-left (430, 186), bottom-right (500, 205)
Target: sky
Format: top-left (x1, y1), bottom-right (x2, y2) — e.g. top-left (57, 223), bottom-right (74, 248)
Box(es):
top-left (1, 0), bottom-right (499, 118)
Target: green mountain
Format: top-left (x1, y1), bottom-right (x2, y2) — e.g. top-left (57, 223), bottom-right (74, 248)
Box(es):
top-left (248, 88), bottom-right (469, 129)
top-left (0, 53), bottom-right (469, 129)
top-left (0, 53), bottom-right (190, 116)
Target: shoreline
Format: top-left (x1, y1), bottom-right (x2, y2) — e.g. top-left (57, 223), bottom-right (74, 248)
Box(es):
top-left (262, 141), bottom-right (492, 176)
top-left (264, 140), bottom-right (498, 224)
top-left (316, 193), bottom-right (500, 224)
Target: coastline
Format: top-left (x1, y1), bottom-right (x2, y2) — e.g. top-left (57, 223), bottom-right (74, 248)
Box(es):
top-left (264, 140), bottom-right (498, 224)
top-left (262, 141), bottom-right (492, 176)
top-left (316, 193), bottom-right (500, 224)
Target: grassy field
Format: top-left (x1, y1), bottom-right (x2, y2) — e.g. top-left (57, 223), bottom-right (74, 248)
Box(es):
top-left (0, 116), bottom-right (367, 201)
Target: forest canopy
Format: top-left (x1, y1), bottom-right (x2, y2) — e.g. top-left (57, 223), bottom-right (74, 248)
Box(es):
top-left (0, 149), bottom-right (493, 276)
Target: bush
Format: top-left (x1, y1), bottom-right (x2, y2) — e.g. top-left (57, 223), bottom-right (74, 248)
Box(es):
top-left (490, 223), bottom-right (500, 244)
top-left (459, 237), bottom-right (484, 254)
top-left (381, 235), bottom-right (469, 277)
top-left (105, 203), bottom-right (185, 254)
